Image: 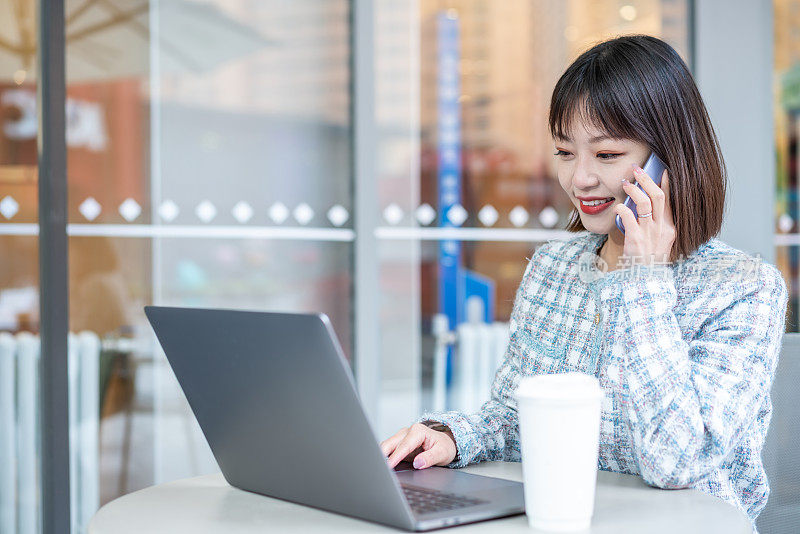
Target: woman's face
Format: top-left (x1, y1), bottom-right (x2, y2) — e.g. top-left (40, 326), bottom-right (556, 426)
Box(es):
top-left (554, 118), bottom-right (650, 235)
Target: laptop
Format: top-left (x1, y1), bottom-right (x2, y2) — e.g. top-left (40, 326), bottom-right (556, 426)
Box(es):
top-left (144, 306), bottom-right (525, 531)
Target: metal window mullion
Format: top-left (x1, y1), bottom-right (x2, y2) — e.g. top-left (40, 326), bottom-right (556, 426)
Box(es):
top-left (37, 0), bottom-right (71, 532)
top-left (352, 0), bottom-right (380, 426)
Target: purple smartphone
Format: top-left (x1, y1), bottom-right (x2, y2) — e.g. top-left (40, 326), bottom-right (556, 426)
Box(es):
top-left (615, 152), bottom-right (667, 234)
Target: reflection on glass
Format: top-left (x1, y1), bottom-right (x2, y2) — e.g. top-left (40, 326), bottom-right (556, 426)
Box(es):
top-left (416, 0), bottom-right (689, 233)
top-left (375, 0), bottom-right (691, 437)
top-left (56, 0), bottom-right (355, 525)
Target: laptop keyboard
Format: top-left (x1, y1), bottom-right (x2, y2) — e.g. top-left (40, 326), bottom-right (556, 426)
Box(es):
top-left (401, 484), bottom-right (487, 515)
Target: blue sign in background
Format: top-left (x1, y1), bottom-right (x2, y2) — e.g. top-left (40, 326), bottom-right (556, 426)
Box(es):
top-left (436, 13), bottom-right (495, 392)
top-left (436, 12), bottom-right (463, 348)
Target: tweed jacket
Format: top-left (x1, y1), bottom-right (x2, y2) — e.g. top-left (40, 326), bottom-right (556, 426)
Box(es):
top-left (419, 231), bottom-right (788, 526)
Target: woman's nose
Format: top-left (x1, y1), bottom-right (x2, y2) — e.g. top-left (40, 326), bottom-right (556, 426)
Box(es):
top-left (571, 161), bottom-right (600, 190)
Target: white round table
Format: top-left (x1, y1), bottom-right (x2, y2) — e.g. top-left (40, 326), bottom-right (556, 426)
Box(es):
top-left (89, 462), bottom-right (752, 533)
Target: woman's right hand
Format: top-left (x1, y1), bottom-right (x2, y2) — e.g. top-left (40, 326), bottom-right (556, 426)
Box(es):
top-left (380, 423), bottom-right (458, 470)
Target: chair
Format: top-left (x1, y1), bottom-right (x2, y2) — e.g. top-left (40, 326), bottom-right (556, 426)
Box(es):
top-left (757, 333), bottom-right (800, 533)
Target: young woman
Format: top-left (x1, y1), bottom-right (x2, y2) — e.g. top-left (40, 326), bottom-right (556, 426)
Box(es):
top-left (380, 35), bottom-right (788, 529)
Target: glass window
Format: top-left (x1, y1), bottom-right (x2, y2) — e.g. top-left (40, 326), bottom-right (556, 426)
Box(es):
top-left (3, 0), bottom-right (694, 525)
top-left (374, 0), bottom-right (691, 437)
top-left (61, 0), bottom-right (352, 525)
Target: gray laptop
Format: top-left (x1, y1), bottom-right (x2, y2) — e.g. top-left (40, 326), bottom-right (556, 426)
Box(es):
top-left (144, 306), bottom-right (524, 531)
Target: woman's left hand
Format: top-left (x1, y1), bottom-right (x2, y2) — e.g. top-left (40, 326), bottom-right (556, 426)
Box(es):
top-left (614, 165), bottom-right (676, 266)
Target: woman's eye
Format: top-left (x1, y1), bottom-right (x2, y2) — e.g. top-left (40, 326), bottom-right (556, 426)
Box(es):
top-left (554, 150), bottom-right (571, 156)
top-left (597, 153), bottom-right (621, 159)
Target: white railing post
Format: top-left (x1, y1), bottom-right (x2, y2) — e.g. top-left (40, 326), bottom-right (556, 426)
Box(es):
top-left (454, 323), bottom-right (478, 412)
top-left (431, 314), bottom-right (451, 412)
top-left (3, 330), bottom-right (101, 534)
top-left (0, 333), bottom-right (17, 534)
top-left (68, 333), bottom-right (79, 534)
top-left (77, 331), bottom-right (100, 531)
top-left (16, 332), bottom-right (39, 534)
top-left (432, 312), bottom-right (510, 414)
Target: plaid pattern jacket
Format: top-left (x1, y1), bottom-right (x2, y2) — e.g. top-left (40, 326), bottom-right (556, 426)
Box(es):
top-left (419, 231), bottom-right (788, 526)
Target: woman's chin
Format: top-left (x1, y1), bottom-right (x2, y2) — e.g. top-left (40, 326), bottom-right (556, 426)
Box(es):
top-left (578, 214), bottom-right (616, 235)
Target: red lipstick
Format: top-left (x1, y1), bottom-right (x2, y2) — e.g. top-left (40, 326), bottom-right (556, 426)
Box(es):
top-left (577, 196), bottom-right (615, 215)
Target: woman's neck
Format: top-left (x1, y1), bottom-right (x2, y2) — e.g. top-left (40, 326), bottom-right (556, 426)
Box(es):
top-left (599, 229), bottom-right (625, 271)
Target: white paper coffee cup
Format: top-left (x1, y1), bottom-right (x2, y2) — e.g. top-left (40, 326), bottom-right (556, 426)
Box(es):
top-left (514, 372), bottom-right (604, 531)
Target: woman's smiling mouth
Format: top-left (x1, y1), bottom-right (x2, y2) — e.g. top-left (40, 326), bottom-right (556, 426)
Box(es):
top-left (577, 196), bottom-right (615, 214)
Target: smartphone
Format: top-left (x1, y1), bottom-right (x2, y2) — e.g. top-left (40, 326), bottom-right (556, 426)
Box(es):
top-left (615, 152), bottom-right (668, 234)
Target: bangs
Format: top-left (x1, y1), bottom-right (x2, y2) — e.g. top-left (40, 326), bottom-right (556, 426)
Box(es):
top-left (548, 62), bottom-right (641, 143)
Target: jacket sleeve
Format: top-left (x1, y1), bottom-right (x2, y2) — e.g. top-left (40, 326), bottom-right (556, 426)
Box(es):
top-left (597, 257), bottom-right (788, 489)
top-left (416, 242), bottom-right (550, 467)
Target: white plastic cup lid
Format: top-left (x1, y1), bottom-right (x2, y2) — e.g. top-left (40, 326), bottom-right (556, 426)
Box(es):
top-left (514, 372), bottom-right (603, 402)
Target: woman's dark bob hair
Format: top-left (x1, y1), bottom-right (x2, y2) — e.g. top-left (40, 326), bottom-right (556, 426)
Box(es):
top-left (549, 35), bottom-right (726, 260)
